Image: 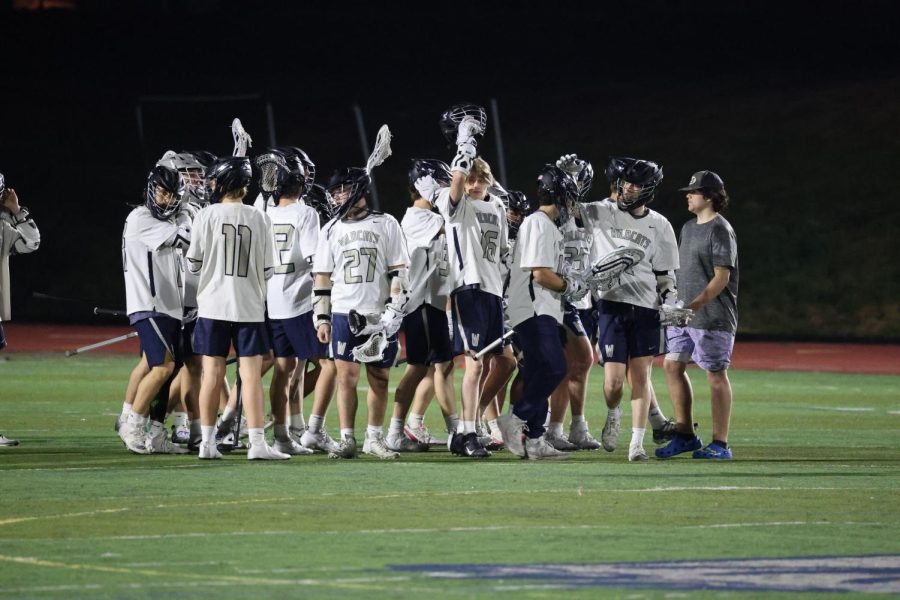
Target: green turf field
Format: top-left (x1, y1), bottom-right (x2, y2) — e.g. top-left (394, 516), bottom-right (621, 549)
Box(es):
top-left (1, 353), bottom-right (899, 598)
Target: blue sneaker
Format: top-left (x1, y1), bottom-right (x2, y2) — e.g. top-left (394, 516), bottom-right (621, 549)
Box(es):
top-left (655, 434), bottom-right (702, 458)
top-left (693, 442), bottom-right (733, 460)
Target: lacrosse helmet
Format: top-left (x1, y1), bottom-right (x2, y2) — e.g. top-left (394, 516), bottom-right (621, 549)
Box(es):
top-left (303, 183), bottom-right (335, 225)
top-left (206, 157), bottom-right (253, 203)
top-left (327, 167), bottom-right (371, 220)
top-left (408, 158), bottom-right (452, 203)
top-left (439, 102), bottom-right (487, 145)
top-left (615, 159), bottom-right (663, 212)
top-left (574, 160), bottom-right (594, 201)
top-left (278, 146), bottom-right (316, 184)
top-left (145, 165), bottom-right (185, 220)
top-left (504, 190), bottom-right (533, 240)
top-left (536, 165), bottom-right (578, 226)
top-left (157, 151), bottom-right (207, 203)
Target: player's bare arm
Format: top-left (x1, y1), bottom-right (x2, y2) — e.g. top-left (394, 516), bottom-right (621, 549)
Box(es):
top-left (687, 266), bottom-right (731, 312)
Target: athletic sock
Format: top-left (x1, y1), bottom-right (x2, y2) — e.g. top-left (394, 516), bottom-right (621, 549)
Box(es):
top-left (547, 421), bottom-right (564, 437)
top-left (366, 425), bottom-right (383, 439)
top-left (488, 418), bottom-right (500, 435)
top-left (290, 413), bottom-right (306, 430)
top-left (340, 427), bottom-right (355, 440)
top-left (408, 413), bottom-right (425, 429)
top-left (248, 427), bottom-right (265, 447)
top-left (571, 414), bottom-right (586, 426)
top-left (200, 425), bottom-right (214, 445)
top-left (543, 410), bottom-right (551, 428)
top-left (444, 414), bottom-right (459, 435)
top-left (388, 418), bottom-right (404, 437)
top-left (630, 427), bottom-right (646, 450)
top-left (462, 420), bottom-right (476, 434)
top-left (172, 411), bottom-right (188, 428)
top-left (274, 424), bottom-right (290, 442)
top-left (308, 414), bottom-right (324, 434)
top-left (121, 402), bottom-right (133, 419)
top-left (648, 406), bottom-right (668, 429)
top-left (189, 420), bottom-right (202, 444)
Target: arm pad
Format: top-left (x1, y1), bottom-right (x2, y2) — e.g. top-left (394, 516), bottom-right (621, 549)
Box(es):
top-left (655, 270), bottom-right (678, 306)
top-left (313, 286), bottom-right (332, 329)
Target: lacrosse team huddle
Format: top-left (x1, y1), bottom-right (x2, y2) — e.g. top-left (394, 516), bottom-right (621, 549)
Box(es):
top-left (116, 103), bottom-right (740, 462)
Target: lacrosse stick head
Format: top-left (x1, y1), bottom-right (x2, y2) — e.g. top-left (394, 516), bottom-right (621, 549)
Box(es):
top-left (231, 118), bottom-right (253, 157)
top-left (206, 157), bottom-right (252, 203)
top-left (254, 149), bottom-right (287, 199)
top-left (365, 124), bottom-right (392, 174)
top-left (278, 146), bottom-right (316, 184)
top-left (616, 159), bottom-right (663, 212)
top-left (439, 102), bottom-right (487, 145)
top-left (351, 331), bottom-right (389, 363)
top-left (536, 165), bottom-right (579, 226)
top-left (145, 165), bottom-right (185, 220)
top-left (591, 247), bottom-right (645, 290)
top-left (303, 183), bottom-right (335, 225)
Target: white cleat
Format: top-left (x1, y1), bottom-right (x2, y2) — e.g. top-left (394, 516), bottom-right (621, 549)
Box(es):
top-left (628, 446), bottom-right (649, 462)
top-left (601, 407), bottom-right (622, 452)
top-left (300, 427), bottom-right (341, 454)
top-left (497, 413), bottom-right (527, 458)
top-left (0, 433), bottom-right (20, 447)
top-left (274, 438), bottom-right (314, 456)
top-left (146, 421), bottom-right (188, 454)
top-left (198, 441), bottom-right (222, 460)
top-left (569, 423), bottom-right (602, 450)
top-left (121, 421), bottom-right (150, 455)
top-left (525, 436), bottom-right (571, 460)
top-left (362, 433), bottom-right (399, 459)
top-left (248, 441), bottom-right (291, 460)
top-left (385, 432), bottom-right (428, 452)
top-left (543, 431), bottom-right (579, 452)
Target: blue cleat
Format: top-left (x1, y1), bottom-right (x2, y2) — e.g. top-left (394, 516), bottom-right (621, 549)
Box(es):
top-left (655, 434), bottom-right (702, 459)
top-left (693, 442), bottom-right (733, 460)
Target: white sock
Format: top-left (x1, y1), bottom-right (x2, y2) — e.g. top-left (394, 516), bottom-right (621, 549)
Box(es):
top-left (388, 418), bottom-right (403, 437)
top-left (340, 427), bottom-right (354, 439)
top-left (200, 425), bottom-right (214, 444)
top-left (308, 414), bottom-right (324, 433)
top-left (571, 414), bottom-right (586, 425)
top-left (129, 413), bottom-right (147, 429)
top-left (648, 407), bottom-right (667, 429)
top-left (249, 427), bottom-right (265, 447)
top-left (366, 425), bottom-right (383, 439)
top-left (290, 413), bottom-right (306, 430)
top-left (121, 402), bottom-right (133, 419)
top-left (462, 420), bottom-right (476, 434)
top-left (274, 424), bottom-right (290, 442)
top-left (488, 418), bottom-right (499, 434)
top-left (547, 421), bottom-right (564, 437)
top-left (444, 414), bottom-right (459, 435)
top-left (609, 406), bottom-right (622, 419)
top-left (630, 427), bottom-right (646, 450)
top-left (543, 410), bottom-right (551, 428)
top-left (408, 413), bottom-right (425, 428)
top-left (172, 412), bottom-right (188, 428)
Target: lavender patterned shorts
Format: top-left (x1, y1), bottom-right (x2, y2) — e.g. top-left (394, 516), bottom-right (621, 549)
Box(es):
top-left (665, 326), bottom-right (735, 372)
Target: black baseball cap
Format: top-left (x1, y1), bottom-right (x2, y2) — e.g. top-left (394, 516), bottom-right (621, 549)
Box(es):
top-left (679, 170), bottom-right (724, 191)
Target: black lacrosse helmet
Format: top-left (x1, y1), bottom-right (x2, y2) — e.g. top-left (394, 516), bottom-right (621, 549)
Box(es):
top-left (303, 183), bottom-right (335, 226)
top-left (206, 157), bottom-right (253, 203)
top-left (574, 160), bottom-right (594, 201)
top-left (278, 146), bottom-right (316, 184)
top-left (536, 165), bottom-right (579, 226)
top-left (605, 156), bottom-right (636, 184)
top-left (327, 167), bottom-right (371, 220)
top-left (439, 102), bottom-right (487, 145)
top-left (504, 190), bottom-right (534, 240)
top-left (145, 165), bottom-right (185, 220)
top-left (615, 159), bottom-right (663, 212)
top-left (185, 150), bottom-right (218, 169)
top-left (408, 158), bottom-right (452, 187)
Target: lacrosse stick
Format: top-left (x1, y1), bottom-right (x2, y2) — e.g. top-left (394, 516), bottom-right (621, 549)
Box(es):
top-left (365, 124), bottom-right (392, 175)
top-left (473, 330), bottom-right (515, 359)
top-left (351, 331), bottom-right (390, 363)
top-left (255, 151), bottom-right (287, 201)
top-left (585, 247), bottom-right (645, 291)
top-left (65, 331), bottom-right (138, 357)
top-left (231, 118), bottom-right (253, 158)
top-left (93, 307), bottom-right (127, 317)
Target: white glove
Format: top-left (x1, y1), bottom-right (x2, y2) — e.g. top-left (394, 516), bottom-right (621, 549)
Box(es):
top-left (556, 153), bottom-right (587, 177)
top-left (348, 310), bottom-right (383, 336)
top-left (659, 301), bottom-right (694, 327)
top-left (451, 145), bottom-right (476, 176)
top-left (456, 116), bottom-right (483, 146)
top-left (560, 273), bottom-right (589, 302)
top-left (414, 174), bottom-right (442, 204)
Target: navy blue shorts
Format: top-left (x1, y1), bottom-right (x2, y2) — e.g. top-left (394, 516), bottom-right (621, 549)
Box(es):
top-left (563, 302), bottom-right (587, 337)
top-left (133, 315), bottom-right (183, 368)
top-left (270, 311), bottom-right (328, 360)
top-left (512, 315), bottom-right (568, 438)
top-left (450, 287), bottom-right (504, 357)
top-left (192, 317), bottom-right (270, 358)
top-left (181, 311), bottom-right (198, 357)
top-left (403, 304), bottom-right (453, 366)
top-left (578, 305), bottom-right (598, 343)
top-left (331, 313), bottom-right (399, 368)
top-left (596, 300), bottom-right (665, 363)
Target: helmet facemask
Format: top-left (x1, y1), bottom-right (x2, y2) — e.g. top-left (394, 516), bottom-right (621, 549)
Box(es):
top-left (145, 166), bottom-right (185, 220)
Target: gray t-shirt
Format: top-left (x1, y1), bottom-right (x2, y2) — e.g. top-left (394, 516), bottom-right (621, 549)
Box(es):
top-left (676, 215), bottom-right (739, 333)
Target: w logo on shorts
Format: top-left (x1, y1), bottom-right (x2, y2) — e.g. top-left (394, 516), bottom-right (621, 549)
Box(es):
top-left (337, 342), bottom-right (347, 355)
top-left (605, 344), bottom-right (614, 356)
top-left (471, 333), bottom-right (480, 347)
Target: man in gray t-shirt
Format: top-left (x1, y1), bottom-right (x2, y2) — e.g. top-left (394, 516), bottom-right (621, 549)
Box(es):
top-left (656, 171), bottom-right (738, 461)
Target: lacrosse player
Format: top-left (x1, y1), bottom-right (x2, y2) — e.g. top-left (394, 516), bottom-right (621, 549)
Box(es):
top-left (575, 156), bottom-right (684, 462)
top-left (658, 171), bottom-right (738, 460)
top-left (433, 103), bottom-right (507, 458)
top-left (186, 156), bottom-right (288, 461)
top-left (313, 155), bottom-right (409, 460)
top-left (0, 174), bottom-right (40, 447)
top-left (384, 159), bottom-right (458, 452)
top-left (497, 165), bottom-right (585, 460)
top-left (119, 165), bottom-right (192, 455)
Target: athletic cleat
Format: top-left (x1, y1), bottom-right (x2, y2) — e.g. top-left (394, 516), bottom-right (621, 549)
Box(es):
top-left (171, 422), bottom-right (191, 445)
top-left (385, 432), bottom-right (428, 452)
top-left (248, 441), bottom-right (291, 460)
top-left (485, 432), bottom-right (505, 451)
top-left (448, 432), bottom-right (464, 455)
top-left (404, 424), bottom-right (446, 446)
top-left (652, 420), bottom-right (677, 445)
top-left (121, 421), bottom-right (150, 455)
top-left (300, 427), bottom-right (342, 454)
top-left (460, 432), bottom-right (491, 458)
top-left (655, 434), bottom-right (703, 459)
top-left (146, 422), bottom-right (188, 454)
top-left (0, 433), bottom-right (20, 447)
top-left (628, 446), bottom-right (649, 462)
top-left (525, 436), bottom-right (570, 460)
top-left (693, 441), bottom-right (732, 460)
top-left (497, 413), bottom-right (527, 458)
top-left (328, 434), bottom-right (358, 459)
top-left (114, 417), bottom-right (123, 433)
top-left (288, 426), bottom-right (306, 445)
top-left (216, 431), bottom-right (237, 453)
top-left (198, 441), bottom-right (223, 460)
top-left (362, 433), bottom-right (399, 459)
top-left (601, 407), bottom-right (622, 452)
top-left (544, 431), bottom-right (578, 452)
top-left (274, 438), bottom-right (314, 455)
top-left (568, 424), bottom-right (602, 450)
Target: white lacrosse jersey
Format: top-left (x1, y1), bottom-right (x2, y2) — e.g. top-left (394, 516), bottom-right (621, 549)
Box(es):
top-left (561, 218), bottom-right (595, 310)
top-left (266, 201), bottom-right (320, 319)
top-left (122, 206), bottom-right (190, 321)
top-left (507, 211), bottom-right (566, 328)
top-left (186, 202), bottom-right (275, 322)
top-left (313, 212), bottom-right (409, 314)
top-left (0, 210), bottom-right (41, 321)
top-left (434, 189), bottom-right (507, 298)
top-left (252, 192), bottom-right (275, 213)
top-left (580, 199), bottom-right (679, 310)
top-left (401, 206), bottom-right (449, 312)
top-left (180, 202), bottom-right (203, 310)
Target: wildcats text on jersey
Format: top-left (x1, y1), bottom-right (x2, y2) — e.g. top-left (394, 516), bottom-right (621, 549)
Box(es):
top-left (338, 230), bottom-right (381, 246)
top-left (609, 228), bottom-right (651, 249)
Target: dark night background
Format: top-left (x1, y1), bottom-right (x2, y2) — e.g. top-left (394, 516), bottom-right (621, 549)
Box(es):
top-left (3, 0), bottom-right (899, 339)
